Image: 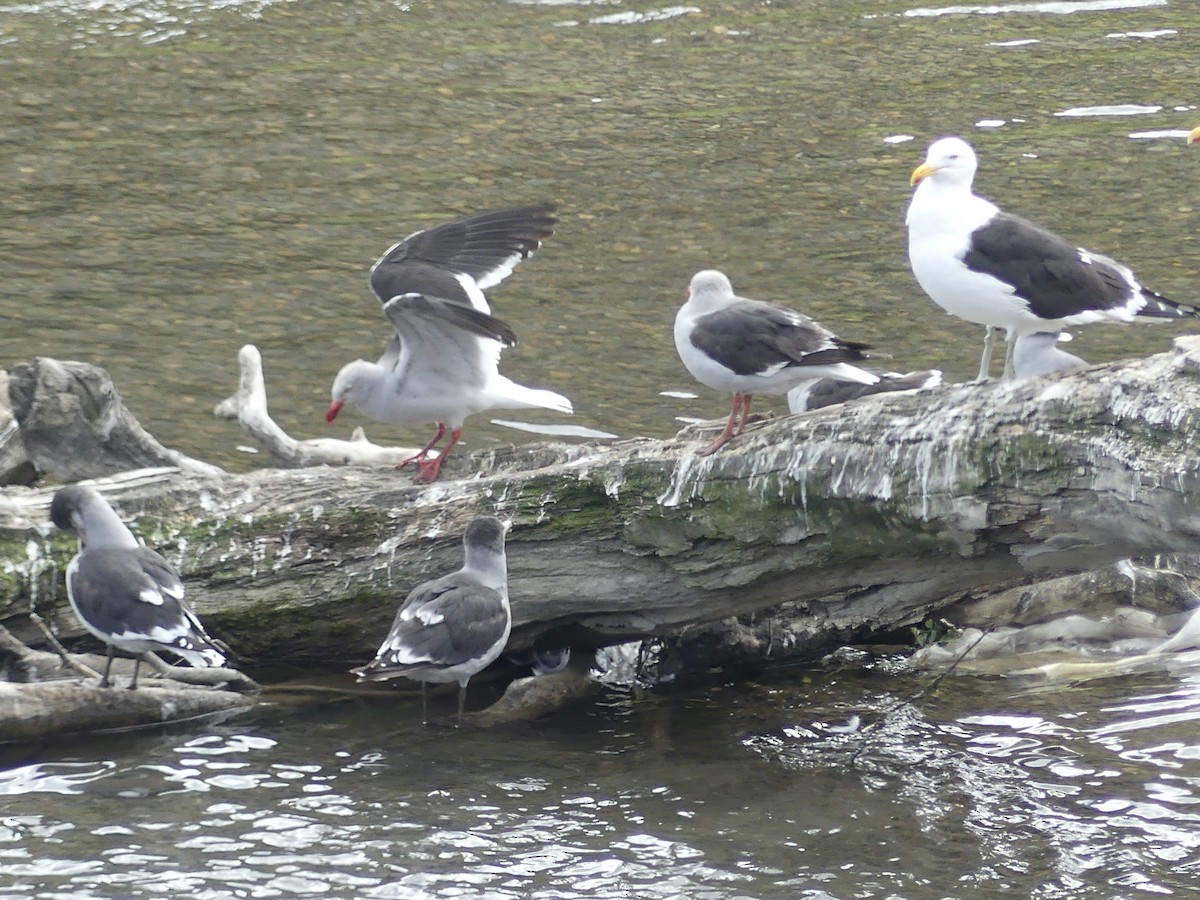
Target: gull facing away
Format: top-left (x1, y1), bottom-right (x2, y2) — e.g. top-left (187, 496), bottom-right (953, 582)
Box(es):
top-left (674, 269), bottom-right (878, 455)
top-left (1011, 332), bottom-right (1087, 379)
top-left (906, 136), bottom-right (1198, 381)
top-left (787, 368), bottom-right (942, 414)
top-left (352, 516), bottom-right (511, 726)
top-left (327, 205), bottom-right (573, 483)
top-left (49, 484), bottom-right (226, 689)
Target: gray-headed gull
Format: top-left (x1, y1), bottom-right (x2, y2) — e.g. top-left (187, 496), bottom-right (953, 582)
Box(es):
top-left (675, 269), bottom-right (878, 455)
top-left (907, 136), bottom-right (1197, 381)
top-left (327, 205), bottom-right (572, 483)
top-left (50, 484), bottom-right (226, 689)
top-left (352, 516), bottom-right (511, 726)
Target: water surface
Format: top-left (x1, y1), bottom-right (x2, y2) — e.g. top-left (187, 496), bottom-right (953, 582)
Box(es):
top-left (2, 0), bottom-right (1197, 470)
top-left (3, 0), bottom-right (1200, 896)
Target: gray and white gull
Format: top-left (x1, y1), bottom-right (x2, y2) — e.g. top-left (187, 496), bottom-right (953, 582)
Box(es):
top-left (327, 205), bottom-right (572, 483)
top-left (352, 516), bottom-right (511, 726)
top-left (675, 269), bottom-right (877, 455)
top-left (49, 484), bottom-right (226, 689)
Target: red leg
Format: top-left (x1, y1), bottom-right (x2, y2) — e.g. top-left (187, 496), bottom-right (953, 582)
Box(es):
top-left (733, 393), bottom-right (754, 436)
top-left (699, 393), bottom-right (743, 456)
top-left (396, 423), bottom-right (446, 470)
top-left (416, 427), bottom-right (462, 483)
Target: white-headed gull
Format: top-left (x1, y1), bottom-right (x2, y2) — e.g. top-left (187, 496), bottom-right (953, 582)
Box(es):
top-left (49, 484), bottom-right (226, 689)
top-left (352, 516), bottom-right (511, 726)
top-left (674, 269), bottom-right (878, 455)
top-left (787, 368), bottom-right (942, 414)
top-left (907, 136), bottom-right (1197, 381)
top-left (327, 205), bottom-right (572, 483)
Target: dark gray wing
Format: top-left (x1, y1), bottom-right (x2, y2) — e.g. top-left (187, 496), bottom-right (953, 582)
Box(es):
top-left (381, 294), bottom-right (518, 347)
top-left (69, 547), bottom-right (217, 652)
top-left (802, 369), bottom-right (941, 411)
top-left (691, 301), bottom-right (871, 377)
top-left (358, 573), bottom-right (509, 677)
top-left (963, 212), bottom-right (1191, 320)
top-left (369, 204), bottom-right (557, 305)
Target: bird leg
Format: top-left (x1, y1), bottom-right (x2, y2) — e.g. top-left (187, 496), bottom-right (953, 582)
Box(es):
top-left (128, 655), bottom-right (143, 691)
top-left (1002, 333), bottom-right (1018, 380)
top-left (976, 326), bottom-right (998, 382)
top-left (415, 427), bottom-right (462, 484)
top-left (733, 393), bottom-right (753, 436)
top-left (456, 683), bottom-right (467, 728)
top-left (100, 644), bottom-right (116, 688)
top-left (396, 423), bottom-right (446, 470)
top-left (420, 682), bottom-right (429, 726)
top-left (699, 393), bottom-right (753, 456)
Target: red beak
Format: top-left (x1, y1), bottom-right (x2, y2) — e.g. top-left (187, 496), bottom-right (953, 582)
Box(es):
top-left (325, 400), bottom-right (344, 424)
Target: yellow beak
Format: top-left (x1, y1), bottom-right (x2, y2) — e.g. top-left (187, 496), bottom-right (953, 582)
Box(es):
top-left (910, 161), bottom-right (940, 186)
top-left (1188, 125), bottom-right (1200, 145)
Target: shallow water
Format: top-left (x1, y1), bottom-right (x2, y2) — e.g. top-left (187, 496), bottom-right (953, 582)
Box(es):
top-left (2, 0), bottom-right (1198, 470)
top-left (5, 660), bottom-right (1200, 898)
top-left (4, 0), bottom-right (1200, 896)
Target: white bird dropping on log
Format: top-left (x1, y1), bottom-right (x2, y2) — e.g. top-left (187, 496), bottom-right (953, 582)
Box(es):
top-left (906, 135), bottom-right (1198, 381)
top-left (49, 484), bottom-right (226, 689)
top-left (674, 269), bottom-right (878, 455)
top-left (352, 516), bottom-right (512, 726)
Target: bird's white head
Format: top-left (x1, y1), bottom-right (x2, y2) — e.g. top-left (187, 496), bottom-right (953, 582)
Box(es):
top-left (911, 136), bottom-right (978, 188)
top-left (687, 269), bottom-right (735, 308)
top-left (327, 359), bottom-right (375, 423)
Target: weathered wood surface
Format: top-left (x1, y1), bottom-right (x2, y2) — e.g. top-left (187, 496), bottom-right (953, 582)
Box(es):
top-left (0, 681), bottom-right (254, 742)
top-left (3, 339), bottom-right (1200, 672)
top-left (7, 357), bottom-right (223, 481)
top-left (212, 344), bottom-right (428, 468)
top-left (0, 623), bottom-right (259, 742)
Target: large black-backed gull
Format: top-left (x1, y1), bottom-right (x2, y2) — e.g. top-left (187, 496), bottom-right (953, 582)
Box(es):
top-left (906, 136), bottom-right (1196, 380)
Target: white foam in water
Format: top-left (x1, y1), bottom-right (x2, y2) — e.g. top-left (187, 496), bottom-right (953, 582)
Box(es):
top-left (1128, 130), bottom-right (1194, 140)
top-left (1106, 29), bottom-right (1176, 38)
top-left (905, 0), bottom-right (1165, 16)
top-left (1055, 104), bottom-right (1162, 117)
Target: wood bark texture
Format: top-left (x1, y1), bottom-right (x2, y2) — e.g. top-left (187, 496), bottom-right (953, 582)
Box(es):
top-left (2, 340), bottom-right (1200, 674)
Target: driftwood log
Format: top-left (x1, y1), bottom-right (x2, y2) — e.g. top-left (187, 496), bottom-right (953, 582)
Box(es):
top-left (4, 339), bottom-right (1200, 687)
top-left (212, 344), bottom-right (429, 468)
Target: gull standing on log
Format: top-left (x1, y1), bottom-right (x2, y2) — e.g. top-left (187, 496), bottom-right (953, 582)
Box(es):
top-left (674, 269), bottom-right (878, 455)
top-left (352, 516), bottom-right (511, 726)
top-left (326, 205), bottom-right (573, 483)
top-left (49, 484), bottom-right (226, 689)
top-left (906, 136), bottom-right (1198, 380)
